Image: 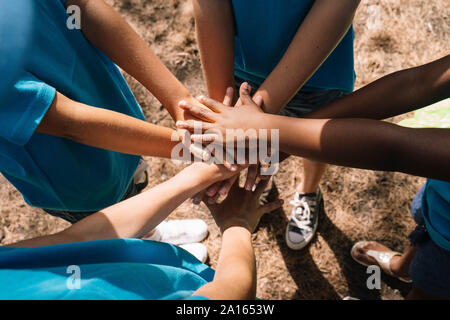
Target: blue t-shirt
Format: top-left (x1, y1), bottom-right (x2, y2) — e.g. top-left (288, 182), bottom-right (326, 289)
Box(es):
top-left (422, 179), bottom-right (450, 251)
top-left (0, 0), bottom-right (33, 101)
top-left (232, 0), bottom-right (355, 93)
top-left (0, 0), bottom-right (145, 211)
top-left (0, 239), bottom-right (212, 300)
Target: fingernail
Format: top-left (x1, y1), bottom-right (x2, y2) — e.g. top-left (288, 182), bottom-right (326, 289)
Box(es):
top-left (199, 135), bottom-right (213, 142)
top-left (219, 187), bottom-right (228, 195)
top-left (176, 121), bottom-right (188, 127)
top-left (226, 87), bottom-right (233, 94)
top-left (178, 100), bottom-right (186, 106)
top-left (231, 164), bottom-right (238, 171)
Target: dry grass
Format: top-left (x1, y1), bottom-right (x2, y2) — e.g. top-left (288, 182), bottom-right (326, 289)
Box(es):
top-left (0, 0), bottom-right (448, 300)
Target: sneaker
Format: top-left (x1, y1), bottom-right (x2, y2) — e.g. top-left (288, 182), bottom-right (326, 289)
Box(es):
top-left (133, 159), bottom-right (150, 192)
top-left (285, 188), bottom-right (323, 250)
top-left (179, 243), bottom-right (208, 263)
top-left (144, 219), bottom-right (209, 246)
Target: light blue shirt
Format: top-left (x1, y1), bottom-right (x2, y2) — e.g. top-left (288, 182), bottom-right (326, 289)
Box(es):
top-left (0, 0), bottom-right (145, 211)
top-left (0, 239), bottom-right (212, 300)
top-left (232, 0), bottom-right (355, 93)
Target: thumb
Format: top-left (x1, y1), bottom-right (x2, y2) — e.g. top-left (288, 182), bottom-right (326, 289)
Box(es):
top-left (239, 82), bottom-right (255, 106)
top-left (258, 199), bottom-right (284, 216)
top-left (253, 95), bottom-right (263, 108)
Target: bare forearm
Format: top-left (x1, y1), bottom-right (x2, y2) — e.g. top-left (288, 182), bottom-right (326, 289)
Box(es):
top-left (193, 0), bottom-right (236, 101)
top-left (9, 165), bottom-right (223, 247)
top-left (260, 114), bottom-right (450, 181)
top-left (8, 177), bottom-right (191, 247)
top-left (307, 54), bottom-right (450, 119)
top-left (37, 92), bottom-right (178, 158)
top-left (254, 0), bottom-right (360, 114)
top-left (66, 169), bottom-right (209, 241)
top-left (67, 0), bottom-right (191, 120)
top-left (193, 227), bottom-right (256, 300)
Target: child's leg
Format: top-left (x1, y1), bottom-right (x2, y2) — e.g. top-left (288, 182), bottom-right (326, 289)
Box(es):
top-left (297, 159), bottom-right (327, 194)
top-left (282, 90), bottom-right (345, 250)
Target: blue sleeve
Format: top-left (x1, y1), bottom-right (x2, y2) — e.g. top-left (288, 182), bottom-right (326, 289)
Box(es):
top-left (184, 295), bottom-right (210, 300)
top-left (1, 71), bottom-right (56, 146)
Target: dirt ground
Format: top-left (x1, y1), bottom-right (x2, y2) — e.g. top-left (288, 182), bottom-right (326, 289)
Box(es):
top-left (0, 0), bottom-right (449, 300)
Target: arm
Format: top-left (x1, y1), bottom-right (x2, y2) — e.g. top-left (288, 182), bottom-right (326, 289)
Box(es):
top-left (193, 180), bottom-right (283, 300)
top-left (192, 0), bottom-right (359, 191)
top-left (263, 116), bottom-right (450, 182)
top-left (8, 163), bottom-right (237, 247)
top-left (37, 92), bottom-right (179, 158)
top-left (193, 0), bottom-right (236, 102)
top-left (195, 227), bottom-right (256, 300)
top-left (306, 54), bottom-right (450, 119)
top-left (66, 0), bottom-right (198, 121)
top-left (177, 83), bottom-right (450, 181)
top-left (248, 0), bottom-right (360, 114)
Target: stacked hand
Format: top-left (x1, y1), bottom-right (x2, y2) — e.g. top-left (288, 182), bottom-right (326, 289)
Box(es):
top-left (178, 83), bottom-right (275, 204)
top-left (206, 178), bottom-right (283, 234)
top-left (177, 83), bottom-right (265, 143)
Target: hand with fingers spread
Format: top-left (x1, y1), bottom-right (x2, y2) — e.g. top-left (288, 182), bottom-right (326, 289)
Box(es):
top-left (176, 82), bottom-right (266, 144)
top-left (178, 82), bottom-right (276, 196)
top-left (206, 179), bottom-right (284, 234)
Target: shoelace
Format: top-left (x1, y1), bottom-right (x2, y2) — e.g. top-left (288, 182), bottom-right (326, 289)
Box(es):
top-left (289, 198), bottom-right (312, 232)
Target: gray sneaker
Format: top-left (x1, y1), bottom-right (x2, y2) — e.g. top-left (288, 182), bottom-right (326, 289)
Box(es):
top-left (285, 188), bottom-right (322, 250)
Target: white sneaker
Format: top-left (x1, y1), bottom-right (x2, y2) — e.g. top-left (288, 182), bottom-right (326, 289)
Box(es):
top-left (179, 243), bottom-right (208, 263)
top-left (144, 219), bottom-right (209, 245)
top-left (133, 159), bottom-right (150, 185)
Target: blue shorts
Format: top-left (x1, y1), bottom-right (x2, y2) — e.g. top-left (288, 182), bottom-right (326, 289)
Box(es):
top-left (235, 76), bottom-right (345, 117)
top-left (44, 171), bottom-right (148, 224)
top-left (409, 185), bottom-right (450, 299)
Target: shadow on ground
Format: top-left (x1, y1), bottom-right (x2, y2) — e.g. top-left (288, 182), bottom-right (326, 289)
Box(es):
top-left (258, 203), bottom-right (411, 300)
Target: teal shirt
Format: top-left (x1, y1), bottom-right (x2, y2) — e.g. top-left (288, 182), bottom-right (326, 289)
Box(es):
top-left (232, 0), bottom-right (355, 93)
top-left (0, 0), bottom-right (33, 101)
top-left (0, 239), bottom-right (212, 300)
top-left (422, 179), bottom-right (450, 251)
top-left (0, 0), bottom-right (145, 211)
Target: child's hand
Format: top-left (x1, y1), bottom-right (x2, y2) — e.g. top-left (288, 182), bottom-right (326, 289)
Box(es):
top-left (206, 179), bottom-right (283, 234)
top-left (189, 87), bottom-right (238, 204)
top-left (176, 87), bottom-right (236, 166)
top-left (182, 162), bottom-right (248, 191)
top-left (176, 82), bottom-right (265, 144)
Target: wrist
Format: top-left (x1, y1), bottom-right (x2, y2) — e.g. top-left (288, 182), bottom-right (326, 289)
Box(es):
top-left (222, 225), bottom-right (252, 239)
top-left (179, 162), bottom-right (224, 188)
top-left (252, 112), bottom-right (273, 136)
top-left (219, 219), bottom-right (253, 235)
